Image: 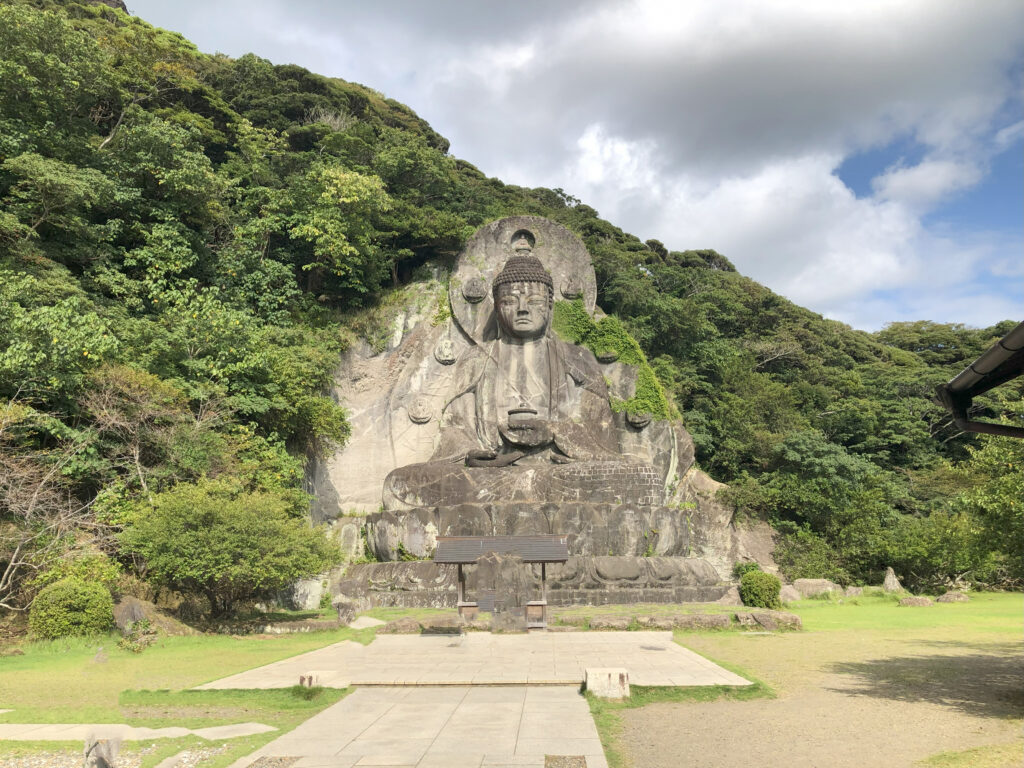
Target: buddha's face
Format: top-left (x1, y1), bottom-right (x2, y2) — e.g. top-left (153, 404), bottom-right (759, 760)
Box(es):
top-left (496, 281), bottom-right (551, 339)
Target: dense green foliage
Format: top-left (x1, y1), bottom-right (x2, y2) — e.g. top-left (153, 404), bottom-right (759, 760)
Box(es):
top-left (739, 571), bottom-right (782, 610)
top-left (1, 0), bottom-right (1020, 618)
top-left (28, 577), bottom-right (114, 638)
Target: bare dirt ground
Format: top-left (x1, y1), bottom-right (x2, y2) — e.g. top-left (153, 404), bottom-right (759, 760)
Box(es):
top-left (618, 613), bottom-right (1023, 767)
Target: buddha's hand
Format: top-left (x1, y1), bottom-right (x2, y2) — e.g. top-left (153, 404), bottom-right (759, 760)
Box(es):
top-left (501, 418), bottom-right (553, 448)
top-left (466, 449), bottom-right (525, 468)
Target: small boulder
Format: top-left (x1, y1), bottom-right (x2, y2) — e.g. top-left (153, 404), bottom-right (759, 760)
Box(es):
top-left (779, 584), bottom-right (802, 603)
top-left (421, 615), bottom-right (465, 635)
top-left (752, 612), bottom-right (777, 631)
top-left (378, 616), bottom-right (422, 634)
top-left (113, 596), bottom-right (195, 636)
top-left (734, 612), bottom-right (758, 627)
top-left (332, 596), bottom-right (356, 625)
top-left (590, 616), bottom-right (631, 630)
top-left (793, 578), bottom-right (841, 598)
top-left (771, 612), bottom-right (803, 631)
top-left (882, 567), bottom-right (903, 592)
top-left (844, 586), bottom-right (863, 598)
top-left (899, 596), bottom-right (933, 607)
top-left (936, 591), bottom-right (970, 603)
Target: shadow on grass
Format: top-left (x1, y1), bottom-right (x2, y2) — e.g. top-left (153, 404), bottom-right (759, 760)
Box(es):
top-left (826, 644), bottom-right (1024, 720)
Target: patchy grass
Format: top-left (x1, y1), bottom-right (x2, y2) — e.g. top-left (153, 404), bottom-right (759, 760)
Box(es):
top-left (586, 658), bottom-right (773, 768)
top-left (917, 740), bottom-right (1024, 768)
top-left (604, 591), bottom-right (1022, 767)
top-left (0, 626), bottom-right (373, 723)
top-left (0, 687), bottom-right (349, 768)
top-left (361, 606), bottom-right (453, 622)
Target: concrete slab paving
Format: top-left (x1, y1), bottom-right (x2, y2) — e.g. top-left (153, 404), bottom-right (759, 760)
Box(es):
top-left (229, 686), bottom-right (607, 768)
top-left (198, 631), bottom-right (749, 689)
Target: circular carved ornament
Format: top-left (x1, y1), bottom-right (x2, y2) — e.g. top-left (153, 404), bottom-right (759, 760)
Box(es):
top-left (434, 338), bottom-right (456, 365)
top-left (461, 277), bottom-right (488, 304)
top-left (408, 396), bottom-right (433, 424)
top-left (561, 275), bottom-right (584, 300)
top-left (626, 411), bottom-right (652, 429)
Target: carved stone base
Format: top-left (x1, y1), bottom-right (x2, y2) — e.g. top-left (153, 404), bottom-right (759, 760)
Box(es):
top-left (366, 502), bottom-right (712, 562)
top-left (332, 555), bottom-right (733, 611)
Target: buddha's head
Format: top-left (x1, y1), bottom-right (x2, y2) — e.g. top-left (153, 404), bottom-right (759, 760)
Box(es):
top-left (493, 235), bottom-right (552, 340)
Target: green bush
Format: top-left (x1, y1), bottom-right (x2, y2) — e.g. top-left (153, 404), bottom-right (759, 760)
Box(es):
top-left (732, 561), bottom-right (762, 579)
top-left (739, 571), bottom-right (782, 610)
top-left (28, 578), bottom-right (114, 639)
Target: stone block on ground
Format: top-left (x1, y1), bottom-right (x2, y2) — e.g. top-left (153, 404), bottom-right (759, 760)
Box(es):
top-left (378, 616), bottom-right (422, 634)
top-left (779, 584), bottom-right (802, 603)
top-left (844, 586), bottom-right (863, 598)
top-left (333, 596), bottom-right (356, 625)
top-left (674, 613), bottom-right (732, 630)
top-left (347, 615), bottom-right (386, 629)
top-left (586, 667), bottom-right (630, 698)
top-left (936, 591), bottom-right (969, 603)
top-left (636, 615), bottom-right (675, 630)
top-left (420, 614), bottom-right (464, 634)
top-left (734, 612), bottom-right (758, 627)
top-left (589, 616), bottom-right (631, 630)
top-left (899, 596), bottom-right (933, 607)
top-left (793, 578), bottom-right (842, 598)
top-left (771, 611), bottom-right (803, 630)
top-left (882, 566), bottom-right (903, 592)
top-left (113, 597), bottom-right (195, 636)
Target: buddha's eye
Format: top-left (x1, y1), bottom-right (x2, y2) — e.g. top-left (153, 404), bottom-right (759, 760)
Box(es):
top-left (528, 298), bottom-right (545, 306)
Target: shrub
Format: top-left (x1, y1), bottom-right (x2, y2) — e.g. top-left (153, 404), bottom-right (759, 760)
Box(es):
top-left (739, 571), bottom-right (782, 610)
top-left (29, 578), bottom-right (114, 639)
top-left (732, 561), bottom-right (762, 579)
top-left (119, 479), bottom-right (339, 617)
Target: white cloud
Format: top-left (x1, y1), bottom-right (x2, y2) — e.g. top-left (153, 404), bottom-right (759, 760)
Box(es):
top-left (126, 0), bottom-right (1024, 330)
top-left (872, 159), bottom-right (983, 210)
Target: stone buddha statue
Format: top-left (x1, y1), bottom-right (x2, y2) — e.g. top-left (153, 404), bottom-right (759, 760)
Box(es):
top-left (382, 234), bottom-right (662, 511)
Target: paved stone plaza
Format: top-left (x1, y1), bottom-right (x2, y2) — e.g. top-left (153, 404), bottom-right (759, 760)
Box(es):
top-left (197, 631), bottom-right (751, 689)
top-left (228, 685), bottom-right (606, 768)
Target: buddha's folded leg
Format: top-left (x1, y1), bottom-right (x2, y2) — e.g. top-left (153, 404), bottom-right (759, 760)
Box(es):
top-left (382, 460), bottom-right (664, 511)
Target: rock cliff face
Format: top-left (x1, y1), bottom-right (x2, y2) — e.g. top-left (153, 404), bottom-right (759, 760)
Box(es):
top-left (314, 217), bottom-right (774, 607)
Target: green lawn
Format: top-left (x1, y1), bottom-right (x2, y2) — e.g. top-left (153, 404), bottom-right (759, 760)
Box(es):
top-left (0, 625), bottom-right (376, 768)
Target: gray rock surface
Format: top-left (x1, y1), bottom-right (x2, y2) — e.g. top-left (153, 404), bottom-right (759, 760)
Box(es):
top-left (779, 584), bottom-right (802, 603)
top-left (334, 555), bottom-right (732, 611)
top-left (286, 576), bottom-right (325, 611)
top-left (899, 596), bottom-right (933, 607)
top-left (936, 591), bottom-right (970, 603)
top-left (793, 578), bottom-right (842, 598)
top-left (844, 586), bottom-right (864, 598)
top-left (883, 566), bottom-right (903, 592)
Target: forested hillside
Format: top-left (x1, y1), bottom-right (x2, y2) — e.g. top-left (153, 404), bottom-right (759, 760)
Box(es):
top-left (1, 0), bottom-right (1020, 621)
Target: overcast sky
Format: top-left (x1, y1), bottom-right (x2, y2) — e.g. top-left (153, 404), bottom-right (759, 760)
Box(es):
top-left (129, 0), bottom-right (1023, 331)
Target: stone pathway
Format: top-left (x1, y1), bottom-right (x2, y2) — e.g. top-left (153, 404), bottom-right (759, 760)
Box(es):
top-left (198, 631), bottom-right (751, 689)
top-left (348, 617), bottom-right (387, 630)
top-left (228, 685), bottom-right (606, 768)
top-left (0, 722), bottom-right (275, 741)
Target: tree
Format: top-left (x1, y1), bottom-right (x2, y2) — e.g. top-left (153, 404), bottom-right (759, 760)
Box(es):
top-left (1, 153), bottom-right (113, 240)
top-left (0, 400), bottom-right (93, 611)
top-left (954, 427), bottom-right (1024, 584)
top-left (287, 165), bottom-right (392, 302)
top-left (118, 479), bottom-right (338, 616)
